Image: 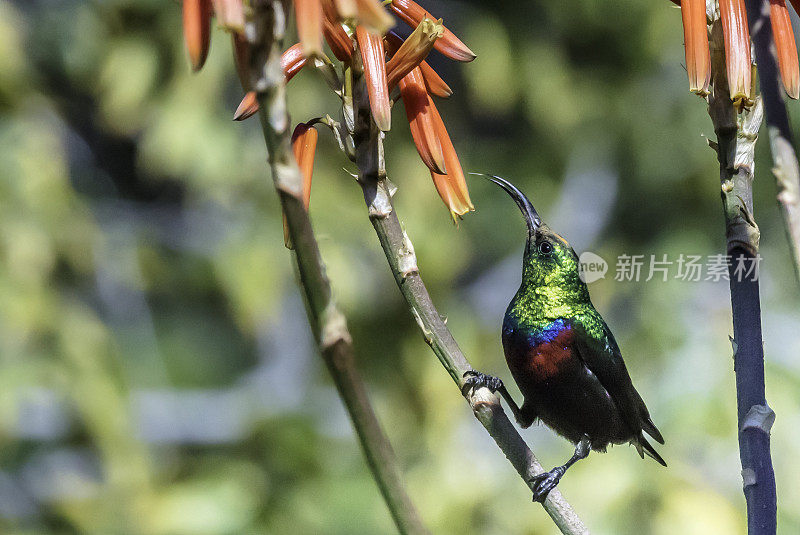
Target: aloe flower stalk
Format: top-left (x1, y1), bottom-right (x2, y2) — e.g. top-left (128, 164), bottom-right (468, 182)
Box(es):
top-left (356, 26), bottom-right (392, 131)
top-left (770, 0), bottom-right (800, 99)
top-left (386, 18), bottom-right (444, 89)
top-left (719, 0), bottom-right (752, 107)
top-left (680, 0), bottom-right (711, 95)
top-left (399, 67), bottom-right (447, 174)
top-left (389, 0), bottom-right (476, 62)
top-left (183, 0), bottom-right (212, 71)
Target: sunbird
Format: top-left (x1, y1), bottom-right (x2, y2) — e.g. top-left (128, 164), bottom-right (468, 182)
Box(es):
top-left (463, 174), bottom-right (665, 503)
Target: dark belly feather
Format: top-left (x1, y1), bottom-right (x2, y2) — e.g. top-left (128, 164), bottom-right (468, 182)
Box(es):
top-left (503, 324), bottom-right (631, 449)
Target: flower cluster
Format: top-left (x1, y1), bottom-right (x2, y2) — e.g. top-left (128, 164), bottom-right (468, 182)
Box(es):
top-left (674, 0), bottom-right (800, 105)
top-left (181, 0), bottom-right (476, 221)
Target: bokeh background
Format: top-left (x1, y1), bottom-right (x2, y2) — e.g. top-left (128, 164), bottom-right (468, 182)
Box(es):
top-left (2, 0), bottom-right (800, 533)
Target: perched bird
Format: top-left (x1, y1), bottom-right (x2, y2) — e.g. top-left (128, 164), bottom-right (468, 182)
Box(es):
top-left (462, 174), bottom-right (665, 503)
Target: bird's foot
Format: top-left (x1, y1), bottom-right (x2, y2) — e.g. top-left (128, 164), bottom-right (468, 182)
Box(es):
top-left (529, 466), bottom-right (566, 503)
top-left (461, 370), bottom-right (504, 397)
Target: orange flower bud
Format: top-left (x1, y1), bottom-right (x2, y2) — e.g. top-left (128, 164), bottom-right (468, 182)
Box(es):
top-left (419, 61), bottom-right (452, 98)
top-left (399, 67), bottom-right (446, 174)
top-left (233, 91), bottom-right (259, 121)
top-left (295, 0), bottom-right (325, 58)
top-left (284, 124), bottom-right (319, 248)
top-left (719, 0), bottom-right (752, 106)
top-left (680, 0), bottom-right (710, 95)
top-left (389, 0), bottom-right (476, 62)
top-left (183, 0), bottom-right (212, 71)
top-left (386, 18), bottom-right (443, 89)
top-left (429, 99), bottom-right (473, 218)
top-left (211, 0), bottom-right (245, 32)
top-left (323, 19), bottom-right (354, 61)
top-left (354, 0), bottom-right (395, 35)
top-left (282, 43), bottom-right (309, 82)
top-left (770, 0), bottom-right (799, 99)
top-left (233, 45), bottom-right (308, 121)
top-left (356, 26), bottom-right (392, 131)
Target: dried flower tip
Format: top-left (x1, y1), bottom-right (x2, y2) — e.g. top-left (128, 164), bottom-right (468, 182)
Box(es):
top-left (211, 0), bottom-right (245, 32)
top-left (295, 0), bottom-right (325, 58)
top-left (233, 91), bottom-right (259, 121)
top-left (386, 18), bottom-right (444, 89)
top-left (183, 0), bottom-right (212, 71)
top-left (429, 97), bottom-right (473, 217)
top-left (284, 123), bottom-right (319, 248)
top-left (389, 0), bottom-right (476, 62)
top-left (354, 0), bottom-right (394, 35)
top-left (282, 43), bottom-right (309, 82)
top-left (399, 67), bottom-right (446, 174)
top-left (356, 26), bottom-right (392, 131)
top-left (770, 0), bottom-right (799, 99)
top-left (323, 19), bottom-right (354, 61)
top-left (680, 0), bottom-right (710, 95)
top-left (719, 0), bottom-right (752, 104)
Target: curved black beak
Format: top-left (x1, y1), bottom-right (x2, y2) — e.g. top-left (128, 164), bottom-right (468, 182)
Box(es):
top-left (470, 173), bottom-right (542, 234)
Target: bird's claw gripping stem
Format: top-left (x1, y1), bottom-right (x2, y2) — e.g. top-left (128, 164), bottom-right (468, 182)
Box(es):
top-left (529, 467), bottom-right (566, 503)
top-left (461, 370), bottom-right (505, 397)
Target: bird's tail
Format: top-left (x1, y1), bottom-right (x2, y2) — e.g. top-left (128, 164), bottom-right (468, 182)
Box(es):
top-left (635, 434), bottom-right (667, 467)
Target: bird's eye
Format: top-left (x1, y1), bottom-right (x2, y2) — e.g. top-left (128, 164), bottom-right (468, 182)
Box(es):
top-left (538, 241), bottom-right (553, 255)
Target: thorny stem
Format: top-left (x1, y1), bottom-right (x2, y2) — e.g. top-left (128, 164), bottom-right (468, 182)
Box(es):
top-left (708, 17), bottom-right (777, 535)
top-left (246, 2), bottom-right (429, 534)
top-left (345, 66), bottom-right (589, 534)
top-left (743, 0), bottom-right (800, 283)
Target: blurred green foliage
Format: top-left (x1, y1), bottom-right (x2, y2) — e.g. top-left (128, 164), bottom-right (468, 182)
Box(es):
top-left (1, 0), bottom-right (800, 533)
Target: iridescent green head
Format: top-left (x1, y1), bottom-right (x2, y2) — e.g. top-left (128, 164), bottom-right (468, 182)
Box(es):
top-left (478, 174), bottom-right (590, 303)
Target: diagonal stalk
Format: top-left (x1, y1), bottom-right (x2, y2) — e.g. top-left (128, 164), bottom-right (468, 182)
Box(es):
top-left (246, 2), bottom-right (429, 533)
top-left (707, 17), bottom-right (777, 534)
top-left (348, 66), bottom-right (589, 534)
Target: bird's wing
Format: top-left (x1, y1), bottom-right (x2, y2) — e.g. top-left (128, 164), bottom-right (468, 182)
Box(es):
top-left (570, 315), bottom-right (664, 446)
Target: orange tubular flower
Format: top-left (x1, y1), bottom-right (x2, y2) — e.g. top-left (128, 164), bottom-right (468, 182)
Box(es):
top-left (233, 44), bottom-right (308, 120)
top-left (295, 0), bottom-right (324, 58)
top-left (210, 0), bottom-right (245, 32)
top-left (386, 18), bottom-right (444, 90)
top-left (282, 43), bottom-right (309, 81)
top-left (284, 124), bottom-right (319, 248)
top-left (770, 0), bottom-right (799, 99)
top-left (429, 98), bottom-right (473, 218)
top-left (399, 67), bottom-right (446, 174)
top-left (389, 0), bottom-right (476, 62)
top-left (323, 19), bottom-right (354, 61)
top-left (356, 26), bottom-right (392, 131)
top-left (419, 61), bottom-right (452, 98)
top-left (680, 0), bottom-right (710, 95)
top-left (354, 0), bottom-right (395, 35)
top-left (333, 0), bottom-right (358, 19)
top-left (719, 0), bottom-right (752, 106)
top-left (183, 0), bottom-right (212, 71)
top-left (234, 91), bottom-right (259, 121)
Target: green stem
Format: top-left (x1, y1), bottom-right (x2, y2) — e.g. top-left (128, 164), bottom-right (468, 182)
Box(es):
top-left (246, 3), bottom-right (429, 534)
top-left (350, 68), bottom-right (589, 534)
